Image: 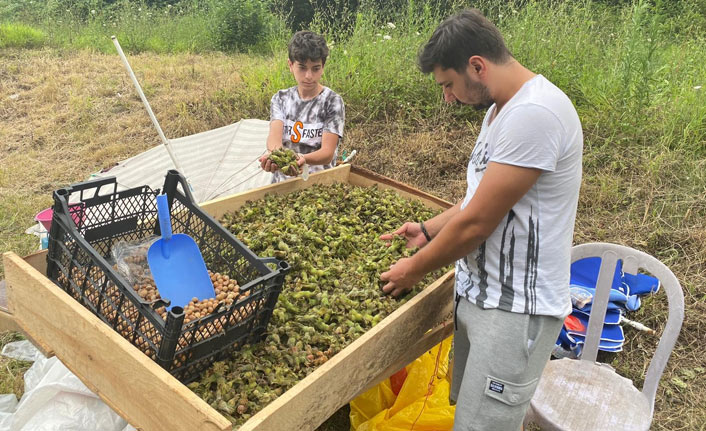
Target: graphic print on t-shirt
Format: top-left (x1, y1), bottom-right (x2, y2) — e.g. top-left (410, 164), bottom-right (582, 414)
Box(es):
top-left (283, 120), bottom-right (324, 147)
top-left (471, 242), bottom-right (489, 307)
top-left (470, 141), bottom-right (490, 173)
top-left (498, 209), bottom-right (517, 310)
top-left (523, 208), bottom-right (540, 314)
top-left (457, 209), bottom-right (540, 314)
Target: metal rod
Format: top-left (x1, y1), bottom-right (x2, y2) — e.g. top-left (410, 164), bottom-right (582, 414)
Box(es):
top-left (111, 35), bottom-right (184, 174)
top-left (620, 315), bottom-right (656, 335)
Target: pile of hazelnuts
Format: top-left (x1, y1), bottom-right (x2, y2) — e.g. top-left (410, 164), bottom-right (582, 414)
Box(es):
top-left (153, 271), bottom-right (250, 324)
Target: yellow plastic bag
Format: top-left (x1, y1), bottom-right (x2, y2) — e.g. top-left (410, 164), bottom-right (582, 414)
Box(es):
top-left (350, 337), bottom-right (455, 431)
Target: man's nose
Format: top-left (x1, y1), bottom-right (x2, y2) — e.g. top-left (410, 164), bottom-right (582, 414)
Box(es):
top-left (443, 88), bottom-right (456, 104)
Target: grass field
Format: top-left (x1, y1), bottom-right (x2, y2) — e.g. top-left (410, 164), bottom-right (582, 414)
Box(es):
top-left (1, 0), bottom-right (705, 429)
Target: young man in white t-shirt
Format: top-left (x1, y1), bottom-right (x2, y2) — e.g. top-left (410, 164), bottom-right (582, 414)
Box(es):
top-left (259, 31), bottom-right (345, 183)
top-left (380, 9), bottom-right (583, 431)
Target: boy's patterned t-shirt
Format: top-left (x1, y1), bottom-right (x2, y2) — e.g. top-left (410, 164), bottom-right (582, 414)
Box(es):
top-left (270, 86), bottom-right (345, 182)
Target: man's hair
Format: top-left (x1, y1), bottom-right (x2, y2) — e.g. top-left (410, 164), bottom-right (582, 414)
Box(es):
top-left (418, 9), bottom-right (512, 74)
top-left (288, 31), bottom-right (329, 66)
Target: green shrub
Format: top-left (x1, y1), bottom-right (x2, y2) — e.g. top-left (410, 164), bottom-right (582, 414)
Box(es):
top-left (43, 0), bottom-right (107, 22)
top-left (269, 0), bottom-right (316, 31)
top-left (214, 0), bottom-right (273, 52)
top-left (0, 22), bottom-right (45, 48)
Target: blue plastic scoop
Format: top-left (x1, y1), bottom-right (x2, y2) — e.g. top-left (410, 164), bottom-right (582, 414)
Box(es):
top-left (148, 194), bottom-right (215, 310)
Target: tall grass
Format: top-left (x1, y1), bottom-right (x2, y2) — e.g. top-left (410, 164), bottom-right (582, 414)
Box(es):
top-left (0, 22), bottom-right (45, 48)
top-left (492, 0), bottom-right (705, 156)
top-left (1, 0), bottom-right (704, 215)
top-left (1, 0), bottom-right (703, 185)
top-left (239, 4), bottom-right (478, 124)
top-left (234, 0), bottom-right (705, 155)
top-left (0, 0), bottom-right (284, 53)
top-left (49, 6), bottom-right (219, 53)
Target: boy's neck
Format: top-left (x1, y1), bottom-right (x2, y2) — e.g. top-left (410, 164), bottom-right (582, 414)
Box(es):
top-left (297, 84), bottom-right (324, 101)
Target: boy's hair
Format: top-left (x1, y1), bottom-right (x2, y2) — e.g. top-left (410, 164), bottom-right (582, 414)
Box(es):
top-left (418, 9), bottom-right (512, 74)
top-left (288, 31), bottom-right (329, 66)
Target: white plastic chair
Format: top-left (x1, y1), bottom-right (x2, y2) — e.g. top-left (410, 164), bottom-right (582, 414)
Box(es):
top-left (528, 242), bottom-right (684, 430)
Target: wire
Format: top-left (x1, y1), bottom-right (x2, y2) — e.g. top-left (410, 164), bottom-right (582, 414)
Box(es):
top-left (204, 165), bottom-right (268, 201)
top-left (202, 151), bottom-right (268, 201)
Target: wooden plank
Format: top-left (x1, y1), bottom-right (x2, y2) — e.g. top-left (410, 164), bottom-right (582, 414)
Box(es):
top-left (1, 271), bottom-right (54, 355)
top-left (0, 309), bottom-right (54, 357)
top-left (349, 166), bottom-right (453, 210)
top-left (7, 166), bottom-right (456, 431)
top-left (0, 309), bottom-right (21, 333)
top-left (357, 315), bottom-right (454, 397)
top-left (3, 252), bottom-right (232, 431)
top-left (23, 249), bottom-right (48, 274)
top-left (239, 271), bottom-right (454, 431)
top-left (201, 164), bottom-right (352, 219)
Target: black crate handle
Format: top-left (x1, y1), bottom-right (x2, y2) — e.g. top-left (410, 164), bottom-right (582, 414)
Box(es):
top-left (163, 170), bottom-right (196, 207)
top-left (52, 176), bottom-right (118, 220)
top-left (258, 257), bottom-right (291, 274)
top-left (65, 175), bottom-right (117, 194)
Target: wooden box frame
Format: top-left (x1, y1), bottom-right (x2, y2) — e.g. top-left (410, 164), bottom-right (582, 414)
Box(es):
top-left (2, 165), bottom-right (454, 431)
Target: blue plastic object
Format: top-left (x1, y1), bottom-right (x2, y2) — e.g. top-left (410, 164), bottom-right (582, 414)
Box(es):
top-left (572, 308), bottom-right (622, 325)
top-left (556, 256), bottom-right (661, 357)
top-left (148, 194), bottom-right (215, 310)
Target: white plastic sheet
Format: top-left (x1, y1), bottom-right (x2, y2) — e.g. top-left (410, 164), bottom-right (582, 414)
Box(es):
top-left (0, 341), bottom-right (136, 431)
top-left (90, 119), bottom-right (273, 203)
top-left (1, 340), bottom-right (44, 362)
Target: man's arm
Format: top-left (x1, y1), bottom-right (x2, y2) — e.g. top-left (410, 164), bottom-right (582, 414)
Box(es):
top-left (379, 202), bottom-right (461, 249)
top-left (424, 201), bottom-right (462, 237)
top-left (381, 162), bottom-right (543, 297)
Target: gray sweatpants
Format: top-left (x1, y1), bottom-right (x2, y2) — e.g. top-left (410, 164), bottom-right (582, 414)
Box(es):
top-left (451, 295), bottom-right (563, 431)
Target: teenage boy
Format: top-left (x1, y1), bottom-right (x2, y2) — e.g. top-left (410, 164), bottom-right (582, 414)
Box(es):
top-left (259, 31), bottom-right (345, 183)
top-left (380, 9), bottom-right (583, 431)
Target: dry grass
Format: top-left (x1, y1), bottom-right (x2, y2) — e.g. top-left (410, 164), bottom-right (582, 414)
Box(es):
top-left (0, 331), bottom-right (31, 399)
top-left (0, 49), bottom-right (704, 429)
top-left (0, 48), bottom-right (254, 267)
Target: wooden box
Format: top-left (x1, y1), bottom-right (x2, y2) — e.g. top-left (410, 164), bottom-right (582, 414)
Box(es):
top-left (2, 165), bottom-right (454, 431)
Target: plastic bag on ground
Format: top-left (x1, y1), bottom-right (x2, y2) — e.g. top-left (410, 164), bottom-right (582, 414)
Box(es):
top-left (0, 344), bottom-right (130, 431)
top-left (0, 396), bottom-right (17, 415)
top-left (350, 336), bottom-right (455, 431)
top-left (1, 340), bottom-right (44, 362)
top-left (0, 355), bottom-right (129, 431)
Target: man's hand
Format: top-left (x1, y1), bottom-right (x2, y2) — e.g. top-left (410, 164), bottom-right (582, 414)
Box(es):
top-left (380, 257), bottom-right (423, 298)
top-left (259, 151), bottom-right (279, 172)
top-left (380, 222), bottom-right (428, 249)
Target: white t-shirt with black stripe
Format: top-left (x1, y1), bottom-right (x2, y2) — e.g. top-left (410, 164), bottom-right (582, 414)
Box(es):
top-left (455, 75), bottom-right (582, 318)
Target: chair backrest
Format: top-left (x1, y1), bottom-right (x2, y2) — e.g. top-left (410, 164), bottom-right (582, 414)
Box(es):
top-left (571, 242), bottom-right (684, 413)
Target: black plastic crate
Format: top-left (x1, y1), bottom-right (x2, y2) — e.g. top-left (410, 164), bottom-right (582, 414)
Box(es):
top-left (46, 170), bottom-right (289, 383)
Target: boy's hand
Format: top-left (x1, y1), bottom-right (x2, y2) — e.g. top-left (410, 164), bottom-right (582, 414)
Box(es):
top-left (296, 153), bottom-right (307, 167)
top-left (296, 153), bottom-right (310, 181)
top-left (259, 151), bottom-right (279, 172)
top-left (380, 222), bottom-right (428, 249)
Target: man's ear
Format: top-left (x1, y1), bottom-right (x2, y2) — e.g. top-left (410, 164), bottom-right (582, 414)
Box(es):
top-left (468, 56), bottom-right (485, 76)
